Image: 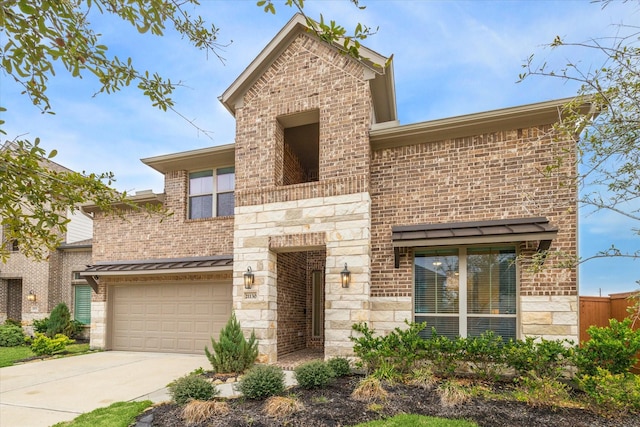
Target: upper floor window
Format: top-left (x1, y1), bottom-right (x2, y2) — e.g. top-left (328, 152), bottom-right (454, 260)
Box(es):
top-left (189, 167), bottom-right (235, 219)
top-left (10, 239), bottom-right (19, 252)
top-left (414, 246), bottom-right (517, 341)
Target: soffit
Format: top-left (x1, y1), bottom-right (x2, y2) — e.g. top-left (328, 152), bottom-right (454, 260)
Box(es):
top-left (219, 13), bottom-right (397, 123)
top-left (392, 217), bottom-right (558, 250)
top-left (141, 144), bottom-right (235, 174)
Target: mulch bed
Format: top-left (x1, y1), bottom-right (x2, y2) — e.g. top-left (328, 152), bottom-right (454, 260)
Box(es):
top-left (139, 376), bottom-right (640, 427)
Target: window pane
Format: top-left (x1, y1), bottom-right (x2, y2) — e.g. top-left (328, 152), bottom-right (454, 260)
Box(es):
top-left (189, 170), bottom-right (213, 195)
top-left (414, 250), bottom-right (459, 314)
top-left (467, 247), bottom-right (516, 315)
top-left (216, 192), bottom-right (234, 217)
top-left (217, 169), bottom-right (235, 192)
top-left (468, 316), bottom-right (516, 340)
top-left (416, 316), bottom-right (459, 340)
top-left (189, 195), bottom-right (213, 219)
top-left (74, 285), bottom-right (92, 325)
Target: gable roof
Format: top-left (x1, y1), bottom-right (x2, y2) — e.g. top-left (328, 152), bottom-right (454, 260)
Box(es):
top-left (219, 13), bottom-right (397, 124)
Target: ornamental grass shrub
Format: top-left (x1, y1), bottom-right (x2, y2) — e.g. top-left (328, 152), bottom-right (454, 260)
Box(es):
top-left (205, 312), bottom-right (258, 374)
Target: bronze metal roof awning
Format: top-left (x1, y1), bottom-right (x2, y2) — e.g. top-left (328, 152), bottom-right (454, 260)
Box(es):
top-left (80, 255), bottom-right (233, 291)
top-left (391, 217), bottom-right (558, 268)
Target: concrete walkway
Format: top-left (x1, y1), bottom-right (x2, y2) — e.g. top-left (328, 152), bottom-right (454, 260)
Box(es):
top-left (0, 351), bottom-right (209, 427)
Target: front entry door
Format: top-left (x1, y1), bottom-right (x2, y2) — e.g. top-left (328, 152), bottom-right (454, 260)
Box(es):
top-left (7, 279), bottom-right (23, 322)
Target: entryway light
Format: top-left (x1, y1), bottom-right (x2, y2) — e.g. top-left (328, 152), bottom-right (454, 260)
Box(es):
top-left (27, 291), bottom-right (36, 302)
top-left (341, 263), bottom-right (351, 288)
top-left (243, 266), bottom-right (255, 289)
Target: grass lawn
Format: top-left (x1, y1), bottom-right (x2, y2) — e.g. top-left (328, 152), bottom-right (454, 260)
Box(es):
top-left (51, 401), bottom-right (153, 427)
top-left (353, 414), bottom-right (479, 427)
top-left (0, 343), bottom-right (92, 368)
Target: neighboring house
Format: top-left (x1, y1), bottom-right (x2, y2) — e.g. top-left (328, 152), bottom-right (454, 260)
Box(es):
top-left (0, 142), bottom-right (94, 335)
top-left (82, 15), bottom-right (578, 362)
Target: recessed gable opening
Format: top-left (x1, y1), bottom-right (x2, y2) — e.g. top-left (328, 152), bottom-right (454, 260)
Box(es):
top-left (278, 110), bottom-right (320, 186)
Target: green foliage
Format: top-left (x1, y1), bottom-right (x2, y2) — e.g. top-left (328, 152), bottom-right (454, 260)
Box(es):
top-left (294, 360), bottom-right (334, 389)
top-left (574, 318), bottom-right (640, 376)
top-left (350, 321), bottom-right (426, 374)
top-left (351, 414), bottom-right (479, 427)
top-left (513, 374), bottom-right (571, 407)
top-left (237, 364), bottom-right (285, 399)
top-left (4, 318), bottom-right (21, 327)
top-left (32, 317), bottom-right (49, 334)
top-left (577, 368), bottom-right (640, 414)
top-left (204, 312), bottom-right (258, 374)
top-left (30, 333), bottom-right (74, 355)
top-left (461, 331), bottom-right (507, 380)
top-left (421, 330), bottom-right (463, 377)
top-left (505, 336), bottom-right (573, 379)
top-left (371, 359), bottom-right (401, 383)
top-left (0, 324), bottom-right (27, 347)
top-left (50, 400), bottom-right (153, 427)
top-left (327, 357), bottom-right (351, 377)
top-left (47, 302), bottom-right (75, 338)
top-left (167, 373), bottom-right (219, 405)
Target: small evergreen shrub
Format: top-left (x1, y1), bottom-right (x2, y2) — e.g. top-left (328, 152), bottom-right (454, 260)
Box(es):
top-left (462, 331), bottom-right (507, 380)
top-left (30, 333), bottom-right (73, 355)
top-left (421, 330), bottom-right (463, 377)
top-left (237, 365), bottom-right (285, 399)
top-left (327, 357), bottom-right (351, 377)
top-left (577, 368), bottom-right (640, 414)
top-left (168, 374), bottom-right (219, 405)
top-left (0, 324), bottom-right (26, 347)
top-left (47, 303), bottom-right (75, 338)
top-left (4, 319), bottom-right (21, 327)
top-left (294, 360), bottom-right (334, 389)
top-left (574, 318), bottom-right (640, 376)
top-left (205, 312), bottom-right (258, 374)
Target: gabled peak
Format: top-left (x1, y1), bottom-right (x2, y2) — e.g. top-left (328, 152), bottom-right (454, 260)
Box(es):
top-left (219, 13), bottom-right (397, 124)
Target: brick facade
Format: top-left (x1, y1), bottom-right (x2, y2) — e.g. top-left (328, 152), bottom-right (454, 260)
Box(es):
top-left (86, 15), bottom-right (579, 360)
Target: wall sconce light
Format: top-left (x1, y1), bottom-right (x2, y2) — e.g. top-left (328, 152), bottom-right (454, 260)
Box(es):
top-left (340, 263), bottom-right (351, 288)
top-left (243, 266), bottom-right (255, 289)
top-left (27, 291), bottom-right (36, 302)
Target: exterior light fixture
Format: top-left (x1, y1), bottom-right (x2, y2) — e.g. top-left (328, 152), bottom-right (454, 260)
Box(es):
top-left (340, 263), bottom-right (351, 288)
top-left (27, 291), bottom-right (36, 302)
top-left (243, 266), bottom-right (255, 289)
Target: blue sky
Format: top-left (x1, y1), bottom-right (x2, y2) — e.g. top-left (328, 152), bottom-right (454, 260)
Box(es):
top-left (2, 0), bottom-right (638, 296)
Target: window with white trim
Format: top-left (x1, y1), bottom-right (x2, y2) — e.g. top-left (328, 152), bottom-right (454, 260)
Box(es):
top-left (414, 246), bottom-right (517, 340)
top-left (72, 271), bottom-right (91, 325)
top-left (188, 167), bottom-right (235, 219)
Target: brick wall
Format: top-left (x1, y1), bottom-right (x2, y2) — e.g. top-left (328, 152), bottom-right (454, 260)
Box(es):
top-left (277, 251), bottom-right (307, 356)
top-left (92, 170), bottom-right (233, 262)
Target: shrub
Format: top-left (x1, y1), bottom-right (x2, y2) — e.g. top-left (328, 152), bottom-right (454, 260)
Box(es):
top-left (294, 360), bottom-right (334, 389)
top-left (574, 318), bottom-right (640, 376)
top-left (514, 374), bottom-right (571, 407)
top-left (237, 365), bottom-right (285, 399)
top-left (32, 317), bottom-right (49, 334)
top-left (4, 319), bottom-right (21, 327)
top-left (437, 379), bottom-right (471, 408)
top-left (371, 359), bottom-right (401, 384)
top-left (0, 324), bottom-right (26, 347)
top-left (47, 303), bottom-right (77, 338)
top-left (408, 367), bottom-right (437, 390)
top-left (205, 312), bottom-right (258, 374)
top-left (421, 330), bottom-right (463, 377)
top-left (30, 333), bottom-right (74, 355)
top-left (462, 331), bottom-right (507, 380)
top-left (577, 368), bottom-right (640, 414)
top-left (168, 374), bottom-right (219, 405)
top-left (506, 336), bottom-right (574, 379)
top-left (327, 357), bottom-right (351, 377)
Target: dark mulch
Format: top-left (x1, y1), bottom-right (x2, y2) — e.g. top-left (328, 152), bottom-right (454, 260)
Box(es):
top-left (139, 376), bottom-right (640, 427)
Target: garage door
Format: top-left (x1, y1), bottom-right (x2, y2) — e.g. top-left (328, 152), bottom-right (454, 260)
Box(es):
top-left (110, 281), bottom-right (232, 354)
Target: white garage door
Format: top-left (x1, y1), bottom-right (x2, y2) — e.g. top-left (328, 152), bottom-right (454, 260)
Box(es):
top-left (110, 281), bottom-right (232, 354)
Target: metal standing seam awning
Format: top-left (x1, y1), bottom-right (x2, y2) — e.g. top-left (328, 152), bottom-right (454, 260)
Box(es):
top-left (391, 217), bottom-right (558, 268)
top-left (80, 255), bottom-right (234, 292)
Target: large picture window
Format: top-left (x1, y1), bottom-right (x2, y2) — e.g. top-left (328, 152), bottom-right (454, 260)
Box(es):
top-left (414, 246), bottom-right (517, 340)
top-left (188, 167), bottom-right (235, 219)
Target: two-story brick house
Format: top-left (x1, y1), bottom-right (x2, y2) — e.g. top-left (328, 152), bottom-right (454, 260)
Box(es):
top-left (83, 14), bottom-right (578, 362)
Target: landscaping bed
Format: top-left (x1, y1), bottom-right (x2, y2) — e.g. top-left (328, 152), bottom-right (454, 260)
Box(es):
top-left (138, 375), bottom-right (640, 427)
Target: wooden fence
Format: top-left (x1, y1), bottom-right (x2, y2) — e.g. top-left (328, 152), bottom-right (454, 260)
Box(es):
top-left (579, 291), bottom-right (638, 343)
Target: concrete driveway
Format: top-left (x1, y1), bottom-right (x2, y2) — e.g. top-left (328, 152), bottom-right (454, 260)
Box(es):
top-left (0, 351), bottom-right (209, 427)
